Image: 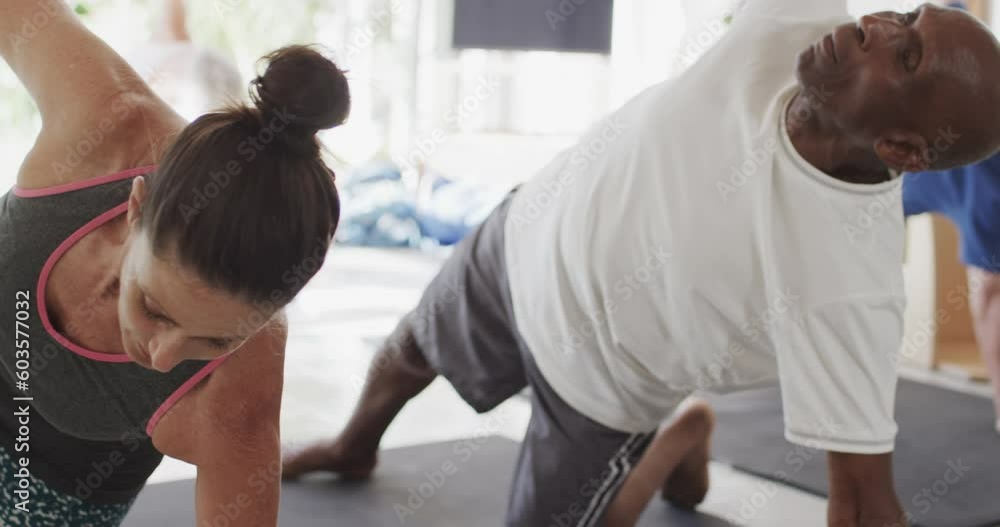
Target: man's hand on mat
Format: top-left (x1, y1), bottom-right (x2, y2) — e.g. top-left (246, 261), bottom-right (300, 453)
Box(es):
top-left (828, 509), bottom-right (910, 527)
top-left (827, 499), bottom-right (909, 527)
top-left (281, 438), bottom-right (379, 480)
top-left (827, 451), bottom-right (907, 527)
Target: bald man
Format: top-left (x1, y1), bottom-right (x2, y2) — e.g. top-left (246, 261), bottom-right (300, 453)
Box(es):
top-left (286, 1), bottom-right (1000, 526)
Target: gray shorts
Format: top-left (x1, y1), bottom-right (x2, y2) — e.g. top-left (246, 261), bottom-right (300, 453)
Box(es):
top-left (407, 190), bottom-right (656, 527)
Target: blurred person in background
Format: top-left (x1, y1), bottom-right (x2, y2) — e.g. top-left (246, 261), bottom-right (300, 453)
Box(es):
top-left (120, 0), bottom-right (243, 120)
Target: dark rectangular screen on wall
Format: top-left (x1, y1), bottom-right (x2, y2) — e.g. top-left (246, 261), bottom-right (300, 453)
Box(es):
top-left (452, 0), bottom-right (614, 54)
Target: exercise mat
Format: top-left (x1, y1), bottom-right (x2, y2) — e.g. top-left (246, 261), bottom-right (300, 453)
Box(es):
top-left (706, 379), bottom-right (1000, 527)
top-left (123, 435), bottom-right (735, 526)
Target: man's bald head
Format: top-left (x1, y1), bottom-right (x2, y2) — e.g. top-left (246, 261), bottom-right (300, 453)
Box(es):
top-left (793, 3), bottom-right (1000, 172)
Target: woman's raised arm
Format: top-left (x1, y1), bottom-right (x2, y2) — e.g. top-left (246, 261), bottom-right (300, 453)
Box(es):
top-left (2, 0), bottom-right (177, 188)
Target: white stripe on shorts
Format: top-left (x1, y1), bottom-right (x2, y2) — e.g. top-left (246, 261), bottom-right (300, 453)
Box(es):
top-left (576, 432), bottom-right (652, 527)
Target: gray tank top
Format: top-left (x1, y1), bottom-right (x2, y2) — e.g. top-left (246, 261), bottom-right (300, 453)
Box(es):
top-left (0, 168), bottom-right (224, 504)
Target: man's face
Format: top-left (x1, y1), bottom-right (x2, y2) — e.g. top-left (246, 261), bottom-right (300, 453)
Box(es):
top-left (794, 4), bottom-right (999, 167)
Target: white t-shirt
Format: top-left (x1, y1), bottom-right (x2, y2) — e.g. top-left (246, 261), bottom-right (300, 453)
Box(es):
top-left (504, 0), bottom-right (906, 454)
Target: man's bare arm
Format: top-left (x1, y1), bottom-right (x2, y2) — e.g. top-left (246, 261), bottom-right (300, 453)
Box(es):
top-left (827, 451), bottom-right (908, 527)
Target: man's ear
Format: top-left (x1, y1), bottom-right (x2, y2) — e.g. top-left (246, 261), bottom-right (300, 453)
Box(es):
top-left (126, 176), bottom-right (146, 229)
top-left (874, 130), bottom-right (929, 172)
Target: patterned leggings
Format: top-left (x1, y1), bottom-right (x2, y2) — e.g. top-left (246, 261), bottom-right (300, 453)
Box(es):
top-left (0, 445), bottom-right (135, 526)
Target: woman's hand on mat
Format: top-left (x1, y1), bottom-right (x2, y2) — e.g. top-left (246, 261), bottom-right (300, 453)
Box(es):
top-left (827, 451), bottom-right (907, 527)
top-left (152, 318), bottom-right (289, 526)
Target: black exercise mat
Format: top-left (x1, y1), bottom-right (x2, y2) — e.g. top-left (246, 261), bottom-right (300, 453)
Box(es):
top-left (124, 436), bottom-right (735, 526)
top-left (707, 379), bottom-right (1000, 527)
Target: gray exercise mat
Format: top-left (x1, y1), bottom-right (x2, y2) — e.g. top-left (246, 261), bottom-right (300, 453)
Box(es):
top-left (707, 379), bottom-right (1000, 527)
top-left (123, 436), bottom-right (735, 526)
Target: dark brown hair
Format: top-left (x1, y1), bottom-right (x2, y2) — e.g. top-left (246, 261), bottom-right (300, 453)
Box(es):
top-left (139, 45), bottom-right (348, 310)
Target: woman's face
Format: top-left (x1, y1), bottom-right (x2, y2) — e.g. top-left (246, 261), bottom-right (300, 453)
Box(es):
top-left (117, 178), bottom-right (269, 372)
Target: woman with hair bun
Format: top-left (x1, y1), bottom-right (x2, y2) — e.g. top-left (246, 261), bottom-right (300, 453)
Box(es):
top-left (0, 1), bottom-right (346, 524)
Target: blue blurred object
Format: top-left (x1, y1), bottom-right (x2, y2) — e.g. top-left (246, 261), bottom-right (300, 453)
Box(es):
top-left (335, 161), bottom-right (508, 249)
top-left (341, 160), bottom-right (404, 188)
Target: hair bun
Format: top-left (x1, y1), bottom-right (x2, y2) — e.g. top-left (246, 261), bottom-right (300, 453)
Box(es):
top-left (250, 45), bottom-right (350, 137)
